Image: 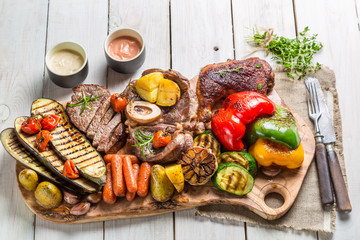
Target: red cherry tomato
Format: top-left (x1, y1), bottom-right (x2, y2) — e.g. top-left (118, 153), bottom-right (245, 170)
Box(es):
top-left (152, 130), bottom-right (171, 149)
top-left (41, 114), bottom-right (60, 131)
top-left (110, 93), bottom-right (127, 112)
top-left (21, 117), bottom-right (41, 135)
top-left (63, 160), bottom-right (79, 179)
top-left (35, 130), bottom-right (50, 152)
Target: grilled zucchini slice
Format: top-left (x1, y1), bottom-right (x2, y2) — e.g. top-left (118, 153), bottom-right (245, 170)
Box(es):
top-left (193, 131), bottom-right (221, 157)
top-left (212, 163), bottom-right (254, 196)
top-left (218, 152), bottom-right (257, 176)
top-left (30, 98), bottom-right (106, 186)
top-left (2, 128), bottom-right (97, 194)
top-left (14, 118), bottom-right (99, 193)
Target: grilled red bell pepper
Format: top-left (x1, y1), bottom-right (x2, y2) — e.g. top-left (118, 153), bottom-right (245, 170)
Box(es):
top-left (211, 109), bottom-right (246, 151)
top-left (223, 91), bottom-right (276, 124)
top-left (211, 91), bottom-right (276, 151)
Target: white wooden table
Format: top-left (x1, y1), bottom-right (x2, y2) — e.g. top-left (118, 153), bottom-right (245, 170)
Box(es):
top-left (0, 0), bottom-right (359, 239)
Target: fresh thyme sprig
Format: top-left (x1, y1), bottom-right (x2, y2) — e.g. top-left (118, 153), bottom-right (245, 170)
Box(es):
top-left (246, 26), bottom-right (323, 80)
top-left (132, 129), bottom-right (154, 159)
top-left (67, 91), bottom-right (104, 115)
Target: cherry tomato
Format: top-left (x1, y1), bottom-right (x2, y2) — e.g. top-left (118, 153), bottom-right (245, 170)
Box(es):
top-left (63, 160), bottom-right (79, 179)
top-left (152, 130), bottom-right (171, 149)
top-left (21, 117), bottom-right (41, 135)
top-left (110, 93), bottom-right (127, 112)
top-left (35, 130), bottom-right (50, 152)
top-left (41, 114), bottom-right (60, 131)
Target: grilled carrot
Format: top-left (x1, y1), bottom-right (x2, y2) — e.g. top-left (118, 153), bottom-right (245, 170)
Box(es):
top-left (104, 154), bottom-right (139, 164)
top-left (111, 154), bottom-right (126, 197)
top-left (126, 163), bottom-right (139, 201)
top-left (137, 162), bottom-right (152, 197)
top-left (123, 155), bottom-right (138, 193)
top-left (103, 163), bottom-right (116, 204)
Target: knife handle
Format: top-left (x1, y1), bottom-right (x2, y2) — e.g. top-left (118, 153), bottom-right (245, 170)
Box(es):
top-left (315, 141), bottom-right (334, 205)
top-left (326, 147), bottom-right (352, 213)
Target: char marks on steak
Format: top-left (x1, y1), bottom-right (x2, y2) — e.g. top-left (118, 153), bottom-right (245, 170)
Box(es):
top-left (105, 123), bottom-right (126, 154)
top-left (86, 97), bottom-right (111, 140)
top-left (196, 57), bottom-right (275, 122)
top-left (129, 124), bottom-right (193, 164)
top-left (92, 107), bottom-right (116, 147)
top-left (66, 84), bottom-right (110, 132)
top-left (97, 112), bottom-right (122, 152)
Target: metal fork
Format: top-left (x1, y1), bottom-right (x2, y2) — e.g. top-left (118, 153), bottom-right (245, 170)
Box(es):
top-left (306, 81), bottom-right (322, 138)
top-left (305, 80), bottom-right (334, 205)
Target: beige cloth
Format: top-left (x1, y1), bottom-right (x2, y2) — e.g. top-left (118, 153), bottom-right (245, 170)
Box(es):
top-left (195, 66), bottom-right (345, 233)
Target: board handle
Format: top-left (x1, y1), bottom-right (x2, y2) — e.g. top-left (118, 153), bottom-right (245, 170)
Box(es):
top-left (315, 142), bottom-right (334, 206)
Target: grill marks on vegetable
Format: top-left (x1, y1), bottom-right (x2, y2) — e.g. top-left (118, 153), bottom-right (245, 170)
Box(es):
top-left (30, 99), bottom-right (106, 185)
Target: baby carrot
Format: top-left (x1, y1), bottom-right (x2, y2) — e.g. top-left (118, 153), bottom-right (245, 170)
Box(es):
top-left (126, 163), bottom-right (139, 202)
top-left (123, 155), bottom-right (138, 193)
top-left (103, 154), bottom-right (114, 164)
top-left (103, 163), bottom-right (117, 204)
top-left (104, 154), bottom-right (139, 164)
top-left (137, 162), bottom-right (152, 197)
top-left (111, 155), bottom-right (126, 197)
top-left (120, 154), bottom-right (139, 164)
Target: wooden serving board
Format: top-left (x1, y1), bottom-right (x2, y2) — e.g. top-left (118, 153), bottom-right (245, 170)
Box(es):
top-left (15, 77), bottom-right (315, 223)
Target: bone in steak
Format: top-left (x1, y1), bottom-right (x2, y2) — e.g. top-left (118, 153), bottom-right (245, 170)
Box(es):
top-left (66, 84), bottom-right (110, 132)
top-left (196, 57), bottom-right (275, 122)
top-left (129, 124), bottom-right (194, 164)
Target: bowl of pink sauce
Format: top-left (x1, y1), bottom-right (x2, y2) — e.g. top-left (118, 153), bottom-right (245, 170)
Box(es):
top-left (104, 28), bottom-right (145, 73)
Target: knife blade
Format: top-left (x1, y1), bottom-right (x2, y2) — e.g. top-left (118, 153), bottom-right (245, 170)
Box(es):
top-left (307, 77), bottom-right (352, 213)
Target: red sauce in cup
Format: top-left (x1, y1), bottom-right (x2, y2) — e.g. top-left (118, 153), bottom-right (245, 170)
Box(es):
top-left (107, 36), bottom-right (142, 61)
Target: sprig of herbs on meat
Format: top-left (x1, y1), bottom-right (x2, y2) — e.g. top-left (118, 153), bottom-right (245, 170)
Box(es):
top-left (246, 26), bottom-right (323, 79)
top-left (132, 129), bottom-right (155, 159)
top-left (215, 66), bottom-right (244, 78)
top-left (67, 91), bottom-right (104, 115)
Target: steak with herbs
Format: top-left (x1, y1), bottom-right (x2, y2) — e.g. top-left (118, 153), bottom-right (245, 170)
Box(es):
top-left (66, 84), bottom-right (110, 132)
top-left (196, 57), bottom-right (275, 122)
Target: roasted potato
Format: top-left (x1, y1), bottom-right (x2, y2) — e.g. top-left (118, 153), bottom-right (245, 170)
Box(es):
top-left (156, 78), bottom-right (181, 106)
top-left (135, 72), bottom-right (163, 103)
top-left (165, 164), bottom-right (184, 192)
top-left (19, 169), bottom-right (38, 191)
top-left (150, 165), bottom-right (175, 202)
top-left (34, 181), bottom-right (62, 209)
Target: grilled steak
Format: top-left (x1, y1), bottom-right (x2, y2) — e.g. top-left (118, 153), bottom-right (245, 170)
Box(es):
top-left (105, 123), bottom-right (127, 154)
top-left (196, 58), bottom-right (275, 122)
top-left (86, 97), bottom-right (111, 140)
top-left (97, 112), bottom-right (122, 152)
top-left (66, 84), bottom-right (110, 132)
top-left (92, 106), bottom-right (116, 147)
top-left (129, 124), bottom-right (194, 164)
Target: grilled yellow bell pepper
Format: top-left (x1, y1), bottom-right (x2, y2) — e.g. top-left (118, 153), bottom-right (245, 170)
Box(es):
top-left (248, 138), bottom-right (304, 169)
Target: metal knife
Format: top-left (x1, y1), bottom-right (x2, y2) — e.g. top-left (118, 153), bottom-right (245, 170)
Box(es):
top-left (306, 77), bottom-right (352, 213)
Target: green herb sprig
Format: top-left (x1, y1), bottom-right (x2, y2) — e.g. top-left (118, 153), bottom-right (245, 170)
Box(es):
top-left (67, 91), bottom-right (104, 115)
top-left (246, 27), bottom-right (323, 79)
top-left (215, 66), bottom-right (244, 77)
top-left (132, 129), bottom-right (154, 159)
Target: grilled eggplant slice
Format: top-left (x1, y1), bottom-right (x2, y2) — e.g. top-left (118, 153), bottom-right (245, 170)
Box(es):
top-left (1, 128), bottom-right (96, 194)
top-left (14, 118), bottom-right (99, 193)
top-left (30, 98), bottom-right (106, 186)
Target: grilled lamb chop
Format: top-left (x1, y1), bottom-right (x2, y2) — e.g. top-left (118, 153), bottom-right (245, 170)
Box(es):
top-left (66, 84), bottom-right (110, 132)
top-left (196, 57), bottom-right (275, 122)
top-left (128, 124), bottom-right (194, 164)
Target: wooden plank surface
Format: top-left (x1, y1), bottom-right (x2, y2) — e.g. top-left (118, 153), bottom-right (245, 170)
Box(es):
top-left (169, 0), bottom-right (245, 239)
top-left (36, 0), bottom-right (108, 239)
top-left (0, 1), bottom-right (48, 240)
top-left (105, 1), bottom-right (174, 239)
top-left (295, 0), bottom-right (360, 239)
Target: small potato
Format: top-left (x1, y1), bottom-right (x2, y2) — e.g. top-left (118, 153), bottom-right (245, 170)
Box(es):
top-left (165, 164), bottom-right (184, 193)
top-left (34, 181), bottom-right (62, 209)
top-left (135, 72), bottom-right (163, 103)
top-left (156, 79), bottom-right (181, 107)
top-left (150, 165), bottom-right (175, 202)
top-left (19, 169), bottom-right (38, 191)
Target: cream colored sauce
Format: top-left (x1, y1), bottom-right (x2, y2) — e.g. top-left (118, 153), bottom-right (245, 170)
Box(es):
top-left (49, 49), bottom-right (84, 75)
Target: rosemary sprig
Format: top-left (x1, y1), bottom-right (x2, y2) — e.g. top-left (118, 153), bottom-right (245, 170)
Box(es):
top-left (68, 91), bottom-right (104, 115)
top-left (215, 66), bottom-right (244, 77)
top-left (132, 129), bottom-right (155, 159)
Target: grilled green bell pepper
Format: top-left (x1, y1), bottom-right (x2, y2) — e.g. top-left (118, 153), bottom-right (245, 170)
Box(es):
top-left (245, 104), bottom-right (301, 150)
